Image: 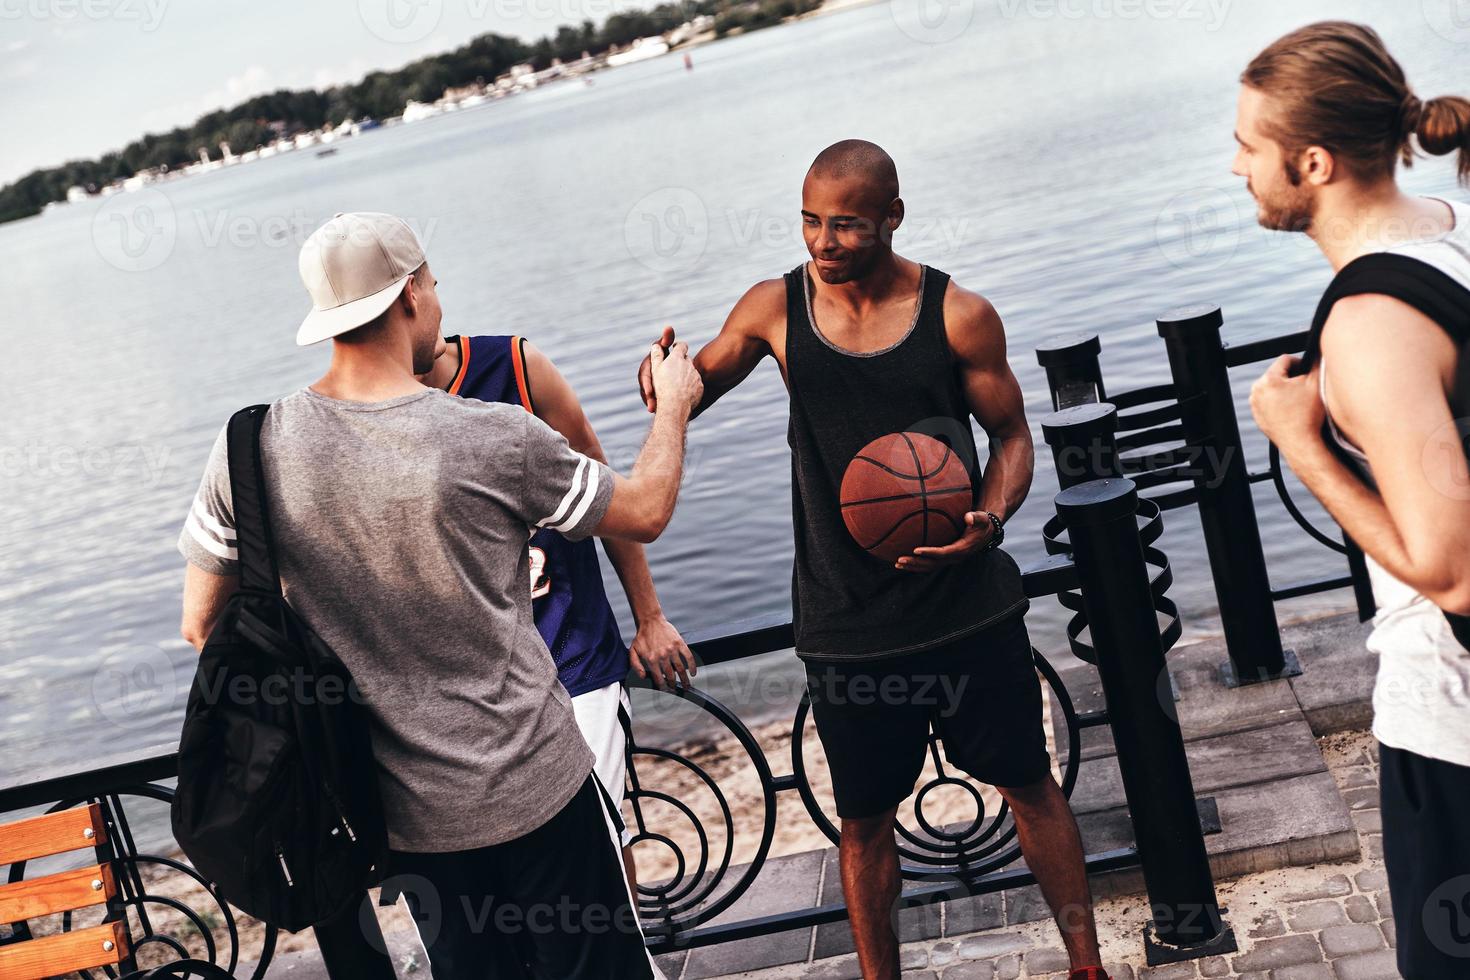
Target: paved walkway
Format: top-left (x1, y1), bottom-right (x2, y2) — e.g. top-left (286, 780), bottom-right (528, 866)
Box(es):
top-left (718, 729), bottom-right (1398, 979)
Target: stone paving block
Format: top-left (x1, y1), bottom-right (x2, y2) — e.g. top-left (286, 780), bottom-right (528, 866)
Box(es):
top-left (682, 850), bottom-right (823, 979)
top-left (1230, 933), bottom-right (1324, 972)
top-left (1340, 786), bottom-right (1378, 810)
top-left (955, 931), bottom-right (1032, 961)
top-left (1003, 883), bottom-right (1052, 926)
top-left (1137, 961), bottom-right (1198, 979)
top-left (1287, 900), bottom-right (1348, 932)
top-left (901, 944), bottom-right (930, 970)
top-left (1282, 875), bottom-right (1353, 903)
top-left (1354, 869), bottom-right (1387, 892)
top-left (1343, 895), bottom-right (1377, 923)
top-left (938, 960), bottom-right (993, 979)
top-left (928, 940), bottom-right (960, 969)
top-left (1270, 964), bottom-right (1336, 980)
top-left (1022, 946), bottom-right (1070, 974)
top-left (1197, 954), bottom-right (1230, 977)
top-left (655, 951), bottom-right (688, 978)
top-left (1317, 928), bottom-right (1381, 957)
top-left (1331, 947), bottom-right (1401, 980)
top-left (994, 952), bottom-right (1021, 979)
top-left (1380, 917), bottom-right (1396, 948)
top-left (941, 889), bottom-right (1005, 938)
top-left (1283, 610), bottom-right (1377, 734)
top-left (1351, 809), bottom-right (1383, 834)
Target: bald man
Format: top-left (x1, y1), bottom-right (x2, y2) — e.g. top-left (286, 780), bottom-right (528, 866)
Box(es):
top-left (637, 141), bottom-right (1108, 980)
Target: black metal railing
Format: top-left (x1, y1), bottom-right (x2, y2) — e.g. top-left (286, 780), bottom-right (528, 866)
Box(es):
top-left (1, 478), bottom-right (1235, 975)
top-left (1035, 307), bottom-right (1375, 688)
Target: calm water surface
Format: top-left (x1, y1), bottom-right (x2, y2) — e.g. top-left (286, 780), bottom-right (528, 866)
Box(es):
top-left (3, 0), bottom-right (1468, 789)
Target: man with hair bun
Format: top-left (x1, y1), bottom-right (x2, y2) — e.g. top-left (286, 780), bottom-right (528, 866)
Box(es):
top-left (1238, 21), bottom-right (1470, 978)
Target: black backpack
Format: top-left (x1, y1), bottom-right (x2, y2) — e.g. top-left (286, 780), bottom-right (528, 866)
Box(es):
top-left (171, 404), bottom-right (388, 932)
top-left (1300, 251), bottom-right (1470, 652)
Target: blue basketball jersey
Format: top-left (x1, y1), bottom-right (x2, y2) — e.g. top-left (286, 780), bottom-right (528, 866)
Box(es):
top-left (447, 334), bottom-right (629, 697)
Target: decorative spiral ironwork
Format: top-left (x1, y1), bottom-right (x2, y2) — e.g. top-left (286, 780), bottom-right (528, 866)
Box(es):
top-left (1042, 494), bottom-right (1182, 664)
top-left (788, 646), bottom-right (1082, 883)
top-left (3, 787), bottom-right (277, 980)
top-left (622, 684), bottom-right (777, 941)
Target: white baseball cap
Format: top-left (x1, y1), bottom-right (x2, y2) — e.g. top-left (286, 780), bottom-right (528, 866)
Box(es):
top-left (296, 212), bottom-right (427, 346)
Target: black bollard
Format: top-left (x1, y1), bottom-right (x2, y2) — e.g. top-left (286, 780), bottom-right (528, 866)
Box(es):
top-left (1156, 306), bottom-right (1298, 686)
top-left (1056, 478), bottom-right (1236, 964)
top-left (1036, 333), bottom-right (1106, 411)
top-left (1042, 402), bottom-right (1120, 491)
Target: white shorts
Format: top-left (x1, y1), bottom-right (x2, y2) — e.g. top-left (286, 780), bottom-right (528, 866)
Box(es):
top-left (572, 681), bottom-right (634, 847)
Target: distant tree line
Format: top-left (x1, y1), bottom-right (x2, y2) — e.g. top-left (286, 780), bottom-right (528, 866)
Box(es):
top-left (0, 0), bottom-right (809, 225)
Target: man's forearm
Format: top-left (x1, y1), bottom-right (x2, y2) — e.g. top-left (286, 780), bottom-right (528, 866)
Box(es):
top-left (976, 432), bottom-right (1034, 524)
top-left (629, 406), bottom-right (690, 531)
top-left (603, 537), bottom-right (664, 622)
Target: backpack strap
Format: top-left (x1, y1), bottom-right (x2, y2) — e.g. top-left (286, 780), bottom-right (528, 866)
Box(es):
top-left (1299, 252), bottom-right (1470, 374)
top-left (226, 404), bottom-right (281, 597)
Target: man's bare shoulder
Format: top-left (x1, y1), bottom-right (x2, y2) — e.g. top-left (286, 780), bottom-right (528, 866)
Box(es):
top-left (939, 278), bottom-right (1004, 361)
top-left (725, 276), bottom-right (788, 340)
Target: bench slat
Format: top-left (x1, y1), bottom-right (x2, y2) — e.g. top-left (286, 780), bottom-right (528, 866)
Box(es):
top-left (0, 862), bottom-right (115, 922)
top-left (0, 804), bottom-right (108, 865)
top-left (0, 919), bottom-right (128, 980)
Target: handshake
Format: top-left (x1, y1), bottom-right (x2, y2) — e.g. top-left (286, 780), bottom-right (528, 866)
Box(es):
top-left (637, 325), bottom-right (703, 418)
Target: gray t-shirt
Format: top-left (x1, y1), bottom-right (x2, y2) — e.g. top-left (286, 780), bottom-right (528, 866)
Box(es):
top-left (178, 386), bottom-right (615, 852)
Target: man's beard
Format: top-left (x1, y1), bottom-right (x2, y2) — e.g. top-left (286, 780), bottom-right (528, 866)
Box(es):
top-left (1253, 168), bottom-right (1315, 233)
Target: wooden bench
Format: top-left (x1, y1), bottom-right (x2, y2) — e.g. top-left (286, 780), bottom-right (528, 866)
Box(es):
top-left (0, 804), bottom-right (232, 980)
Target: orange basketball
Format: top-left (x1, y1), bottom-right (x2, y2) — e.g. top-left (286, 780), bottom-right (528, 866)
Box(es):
top-left (839, 432), bottom-right (974, 563)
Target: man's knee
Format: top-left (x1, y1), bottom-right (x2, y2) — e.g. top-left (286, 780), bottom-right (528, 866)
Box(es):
top-left (997, 774), bottom-right (1060, 812)
top-left (841, 808), bottom-right (898, 847)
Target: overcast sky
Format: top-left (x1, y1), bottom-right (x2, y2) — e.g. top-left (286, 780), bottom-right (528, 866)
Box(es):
top-left (0, 0), bottom-right (656, 184)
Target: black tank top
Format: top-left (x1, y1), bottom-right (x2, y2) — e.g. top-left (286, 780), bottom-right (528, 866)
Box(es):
top-left (785, 262), bottom-right (1029, 662)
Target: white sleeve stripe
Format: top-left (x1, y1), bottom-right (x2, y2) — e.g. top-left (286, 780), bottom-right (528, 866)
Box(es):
top-left (537, 455), bottom-right (588, 529)
top-left (187, 512), bottom-right (240, 561)
top-left (547, 459), bottom-right (600, 533)
top-left (193, 499), bottom-right (236, 541)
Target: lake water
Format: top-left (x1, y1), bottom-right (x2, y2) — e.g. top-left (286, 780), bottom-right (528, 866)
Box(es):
top-left (3, 0), bottom-right (1468, 792)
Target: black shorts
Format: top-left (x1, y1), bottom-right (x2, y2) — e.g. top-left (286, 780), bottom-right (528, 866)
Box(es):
top-left (804, 613), bottom-right (1051, 820)
top-left (1379, 742), bottom-right (1470, 979)
top-left (384, 776), bottom-right (653, 980)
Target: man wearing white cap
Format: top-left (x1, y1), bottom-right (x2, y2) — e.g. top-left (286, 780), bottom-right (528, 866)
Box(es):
top-left (177, 212), bottom-right (701, 978)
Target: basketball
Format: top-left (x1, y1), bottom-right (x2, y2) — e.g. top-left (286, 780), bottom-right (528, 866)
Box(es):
top-left (839, 432), bottom-right (975, 563)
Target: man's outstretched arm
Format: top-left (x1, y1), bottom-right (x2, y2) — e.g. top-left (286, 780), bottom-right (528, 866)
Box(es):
top-left (522, 341), bottom-right (695, 688)
top-left (637, 279), bottom-right (784, 418)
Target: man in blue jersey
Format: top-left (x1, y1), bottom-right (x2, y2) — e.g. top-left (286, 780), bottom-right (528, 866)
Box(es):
top-left (420, 333), bottom-right (695, 893)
